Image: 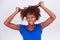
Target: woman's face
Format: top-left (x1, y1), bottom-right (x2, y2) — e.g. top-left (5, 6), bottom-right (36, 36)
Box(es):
top-left (26, 13), bottom-right (36, 25)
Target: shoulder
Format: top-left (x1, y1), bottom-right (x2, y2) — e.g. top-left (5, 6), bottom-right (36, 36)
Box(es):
top-left (36, 23), bottom-right (42, 26)
top-left (36, 23), bottom-right (42, 32)
top-left (36, 23), bottom-right (42, 29)
top-left (19, 24), bottom-right (26, 28)
top-left (20, 24), bottom-right (25, 26)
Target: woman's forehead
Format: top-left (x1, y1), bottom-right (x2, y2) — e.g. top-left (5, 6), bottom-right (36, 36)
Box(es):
top-left (26, 13), bottom-right (35, 17)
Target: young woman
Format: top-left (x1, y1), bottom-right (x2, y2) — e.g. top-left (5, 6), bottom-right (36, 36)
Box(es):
top-left (4, 1), bottom-right (56, 40)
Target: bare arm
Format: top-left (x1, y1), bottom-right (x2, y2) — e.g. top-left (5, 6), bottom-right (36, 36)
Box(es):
top-left (39, 1), bottom-right (56, 29)
top-left (4, 7), bottom-right (20, 30)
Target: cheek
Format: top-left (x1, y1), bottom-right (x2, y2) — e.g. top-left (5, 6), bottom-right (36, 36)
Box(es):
top-left (26, 19), bottom-right (29, 21)
top-left (32, 18), bottom-right (36, 22)
top-left (26, 18), bottom-right (29, 21)
top-left (26, 18), bottom-right (36, 22)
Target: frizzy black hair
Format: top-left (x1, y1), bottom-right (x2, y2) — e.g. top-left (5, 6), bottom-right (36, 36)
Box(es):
top-left (20, 5), bottom-right (41, 20)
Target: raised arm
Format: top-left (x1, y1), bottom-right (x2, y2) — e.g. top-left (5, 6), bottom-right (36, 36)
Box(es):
top-left (4, 7), bottom-right (21, 30)
top-left (39, 1), bottom-right (56, 29)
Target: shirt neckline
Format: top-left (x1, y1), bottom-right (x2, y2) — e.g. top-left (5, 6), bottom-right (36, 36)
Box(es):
top-left (25, 24), bottom-right (37, 32)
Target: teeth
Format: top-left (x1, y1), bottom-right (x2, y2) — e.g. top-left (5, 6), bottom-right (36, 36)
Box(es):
top-left (30, 22), bottom-right (33, 24)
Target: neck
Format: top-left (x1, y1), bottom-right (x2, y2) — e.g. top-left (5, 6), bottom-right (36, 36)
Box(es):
top-left (26, 24), bottom-right (35, 30)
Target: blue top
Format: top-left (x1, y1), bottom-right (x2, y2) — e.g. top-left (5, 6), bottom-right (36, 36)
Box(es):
top-left (19, 23), bottom-right (42, 40)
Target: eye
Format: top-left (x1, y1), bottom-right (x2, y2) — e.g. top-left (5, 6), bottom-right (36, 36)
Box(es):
top-left (26, 17), bottom-right (29, 19)
top-left (31, 16), bottom-right (34, 18)
top-left (31, 16), bottom-right (36, 18)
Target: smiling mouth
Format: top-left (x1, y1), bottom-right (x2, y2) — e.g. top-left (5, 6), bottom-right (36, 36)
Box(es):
top-left (29, 21), bottom-right (34, 25)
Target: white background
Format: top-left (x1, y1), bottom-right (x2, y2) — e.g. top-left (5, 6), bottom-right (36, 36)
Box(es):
top-left (0, 0), bottom-right (60, 40)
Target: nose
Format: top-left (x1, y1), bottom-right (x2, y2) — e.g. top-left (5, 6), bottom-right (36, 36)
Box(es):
top-left (27, 18), bottom-right (32, 22)
top-left (29, 18), bottom-right (32, 21)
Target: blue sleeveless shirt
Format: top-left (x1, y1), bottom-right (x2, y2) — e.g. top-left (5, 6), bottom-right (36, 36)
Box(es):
top-left (19, 23), bottom-right (42, 40)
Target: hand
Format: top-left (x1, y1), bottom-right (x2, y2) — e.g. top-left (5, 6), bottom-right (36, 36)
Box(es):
top-left (39, 1), bottom-right (44, 7)
top-left (15, 7), bottom-right (20, 13)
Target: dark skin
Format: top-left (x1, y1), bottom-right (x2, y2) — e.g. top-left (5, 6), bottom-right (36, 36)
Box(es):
top-left (4, 1), bottom-right (56, 31)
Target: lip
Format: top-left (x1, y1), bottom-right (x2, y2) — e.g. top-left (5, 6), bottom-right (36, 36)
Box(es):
top-left (30, 21), bottom-right (33, 23)
top-left (29, 21), bottom-right (34, 24)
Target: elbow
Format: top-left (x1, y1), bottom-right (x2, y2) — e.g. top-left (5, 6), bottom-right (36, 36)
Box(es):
top-left (52, 15), bottom-right (56, 20)
top-left (4, 21), bottom-right (7, 25)
top-left (4, 21), bottom-right (9, 26)
top-left (50, 15), bottom-right (56, 20)
top-left (53, 15), bottom-right (56, 19)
